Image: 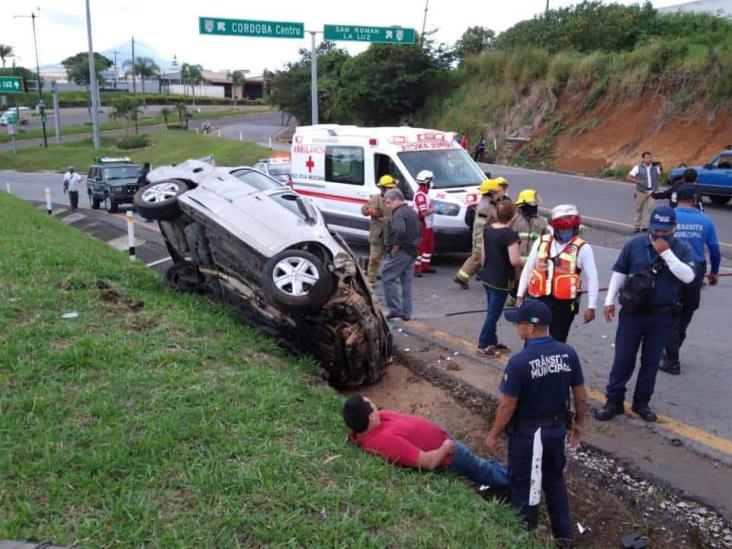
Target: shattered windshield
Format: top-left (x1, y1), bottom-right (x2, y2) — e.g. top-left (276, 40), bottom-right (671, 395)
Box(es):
top-left (397, 148), bottom-right (485, 189)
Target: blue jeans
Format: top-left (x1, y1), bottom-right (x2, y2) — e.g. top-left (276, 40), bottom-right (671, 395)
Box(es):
top-left (448, 439), bottom-right (509, 488)
top-left (508, 425), bottom-right (572, 541)
top-left (478, 285), bottom-right (509, 348)
top-left (381, 250), bottom-right (415, 318)
top-left (606, 309), bottom-right (673, 406)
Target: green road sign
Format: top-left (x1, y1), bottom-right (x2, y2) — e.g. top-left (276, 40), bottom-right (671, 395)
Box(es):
top-left (199, 17), bottom-right (303, 39)
top-left (0, 77), bottom-right (24, 94)
top-left (323, 24), bottom-right (416, 44)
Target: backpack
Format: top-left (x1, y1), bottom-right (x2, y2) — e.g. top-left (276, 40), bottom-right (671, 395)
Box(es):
top-left (618, 256), bottom-right (666, 312)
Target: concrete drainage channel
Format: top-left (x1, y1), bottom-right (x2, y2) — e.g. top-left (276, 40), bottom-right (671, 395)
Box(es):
top-left (16, 202), bottom-right (732, 548)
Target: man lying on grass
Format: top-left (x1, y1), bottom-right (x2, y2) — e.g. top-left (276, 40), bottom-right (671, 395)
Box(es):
top-left (343, 395), bottom-right (509, 489)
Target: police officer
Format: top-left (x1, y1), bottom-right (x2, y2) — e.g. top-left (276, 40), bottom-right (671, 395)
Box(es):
top-left (454, 179), bottom-right (503, 290)
top-left (361, 175), bottom-right (396, 285)
top-left (652, 168), bottom-right (703, 211)
top-left (485, 299), bottom-right (587, 546)
top-left (596, 206), bottom-right (695, 422)
top-left (516, 204), bottom-right (599, 343)
top-left (660, 185), bottom-right (720, 375)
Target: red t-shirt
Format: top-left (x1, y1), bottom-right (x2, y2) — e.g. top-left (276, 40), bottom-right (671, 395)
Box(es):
top-left (350, 410), bottom-right (452, 468)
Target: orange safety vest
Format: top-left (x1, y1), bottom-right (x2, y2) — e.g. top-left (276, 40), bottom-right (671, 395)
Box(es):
top-left (528, 234), bottom-right (585, 300)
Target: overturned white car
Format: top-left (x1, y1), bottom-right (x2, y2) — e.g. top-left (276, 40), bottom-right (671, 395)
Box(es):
top-left (133, 160), bottom-right (391, 387)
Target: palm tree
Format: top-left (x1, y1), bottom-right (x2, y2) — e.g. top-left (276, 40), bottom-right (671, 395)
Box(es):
top-left (175, 102), bottom-right (190, 129)
top-left (181, 62), bottom-right (203, 107)
top-left (0, 44), bottom-right (13, 68)
top-left (111, 95), bottom-right (142, 138)
top-left (123, 56), bottom-right (160, 105)
top-left (229, 70), bottom-right (245, 105)
top-left (160, 106), bottom-right (172, 128)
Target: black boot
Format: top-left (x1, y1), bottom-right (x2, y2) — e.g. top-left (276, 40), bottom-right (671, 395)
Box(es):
top-left (594, 401), bottom-right (625, 421)
top-left (659, 347), bottom-right (681, 375)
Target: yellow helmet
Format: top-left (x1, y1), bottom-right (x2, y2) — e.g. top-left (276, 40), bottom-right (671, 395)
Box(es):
top-left (378, 174), bottom-right (397, 188)
top-left (495, 176), bottom-right (509, 187)
top-left (515, 189), bottom-right (540, 206)
top-left (478, 179), bottom-right (500, 195)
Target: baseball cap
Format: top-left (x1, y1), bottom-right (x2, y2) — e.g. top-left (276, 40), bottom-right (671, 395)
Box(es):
top-left (675, 184), bottom-right (697, 201)
top-left (648, 206), bottom-right (676, 231)
top-left (504, 299), bottom-right (552, 326)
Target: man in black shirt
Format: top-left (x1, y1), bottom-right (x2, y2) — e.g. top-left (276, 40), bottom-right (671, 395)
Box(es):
top-left (381, 189), bottom-right (421, 321)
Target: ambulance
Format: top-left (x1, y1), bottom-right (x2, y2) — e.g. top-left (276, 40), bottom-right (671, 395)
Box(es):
top-left (290, 125), bottom-right (489, 252)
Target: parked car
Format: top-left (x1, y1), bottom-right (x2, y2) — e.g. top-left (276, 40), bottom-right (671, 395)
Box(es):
top-left (87, 157), bottom-right (142, 212)
top-left (668, 150), bottom-right (732, 205)
top-left (132, 160), bottom-right (391, 387)
top-left (252, 154), bottom-right (292, 185)
top-left (0, 106), bottom-right (31, 126)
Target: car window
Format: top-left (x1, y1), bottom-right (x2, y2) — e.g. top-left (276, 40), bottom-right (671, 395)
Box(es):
top-left (326, 146), bottom-right (364, 185)
top-left (103, 166), bottom-right (141, 180)
top-left (269, 191), bottom-right (313, 221)
top-left (230, 169), bottom-right (284, 191)
top-left (397, 148), bottom-right (485, 189)
top-left (715, 154), bottom-right (732, 169)
top-left (374, 153), bottom-right (414, 200)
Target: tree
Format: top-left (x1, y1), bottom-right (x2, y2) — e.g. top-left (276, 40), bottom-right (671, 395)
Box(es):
top-left (61, 52), bottom-right (112, 86)
top-left (175, 102), bottom-right (191, 129)
top-left (123, 56), bottom-right (160, 103)
top-left (230, 70), bottom-right (245, 104)
top-left (160, 106), bottom-right (172, 128)
top-left (0, 44), bottom-right (13, 68)
top-left (180, 63), bottom-right (203, 106)
top-left (110, 95), bottom-right (142, 138)
top-left (453, 27), bottom-right (495, 63)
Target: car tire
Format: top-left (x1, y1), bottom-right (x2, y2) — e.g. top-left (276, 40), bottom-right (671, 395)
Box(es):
top-left (88, 192), bottom-right (101, 209)
top-left (104, 194), bottom-right (118, 213)
top-left (709, 195), bottom-right (731, 205)
top-left (164, 261), bottom-right (205, 293)
top-left (133, 180), bottom-right (190, 220)
top-left (263, 249), bottom-right (333, 312)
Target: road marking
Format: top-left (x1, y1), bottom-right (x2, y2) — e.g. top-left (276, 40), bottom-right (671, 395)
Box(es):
top-left (146, 256), bottom-right (173, 267)
top-left (404, 320), bottom-right (732, 457)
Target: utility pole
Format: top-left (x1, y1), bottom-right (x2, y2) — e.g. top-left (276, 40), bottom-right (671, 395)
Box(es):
top-left (112, 50), bottom-right (120, 89)
top-left (14, 11), bottom-right (48, 147)
top-left (546, 0), bottom-right (550, 13)
top-left (85, 0), bottom-right (101, 149)
top-left (308, 30), bottom-right (318, 125)
top-left (131, 36), bottom-right (136, 95)
top-left (421, 0), bottom-right (429, 46)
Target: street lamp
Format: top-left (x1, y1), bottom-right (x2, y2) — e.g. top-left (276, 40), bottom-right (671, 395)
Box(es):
top-left (14, 10), bottom-right (48, 148)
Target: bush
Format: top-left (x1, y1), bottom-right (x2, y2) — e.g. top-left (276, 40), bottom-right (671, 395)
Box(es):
top-left (117, 134), bottom-right (151, 149)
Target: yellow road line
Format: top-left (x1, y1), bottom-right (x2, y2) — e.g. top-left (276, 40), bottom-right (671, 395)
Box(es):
top-left (405, 320), bottom-right (732, 456)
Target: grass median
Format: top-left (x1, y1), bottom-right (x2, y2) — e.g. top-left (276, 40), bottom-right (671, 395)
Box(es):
top-left (0, 130), bottom-right (272, 172)
top-left (0, 195), bottom-right (537, 546)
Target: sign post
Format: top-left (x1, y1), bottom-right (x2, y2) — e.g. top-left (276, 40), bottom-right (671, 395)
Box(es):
top-left (323, 25), bottom-right (416, 44)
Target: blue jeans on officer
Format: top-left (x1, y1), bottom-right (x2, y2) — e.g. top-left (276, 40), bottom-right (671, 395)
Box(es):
top-left (606, 309), bottom-right (673, 407)
top-left (508, 424), bottom-right (572, 541)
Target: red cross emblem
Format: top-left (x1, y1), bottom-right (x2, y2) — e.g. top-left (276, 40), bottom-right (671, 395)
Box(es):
top-left (306, 156), bottom-right (315, 173)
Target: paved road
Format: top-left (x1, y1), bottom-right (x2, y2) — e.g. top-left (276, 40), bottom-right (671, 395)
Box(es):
top-left (484, 162), bottom-right (732, 250)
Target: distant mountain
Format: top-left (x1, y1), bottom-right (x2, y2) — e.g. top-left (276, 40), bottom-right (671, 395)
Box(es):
top-left (41, 39), bottom-right (175, 71)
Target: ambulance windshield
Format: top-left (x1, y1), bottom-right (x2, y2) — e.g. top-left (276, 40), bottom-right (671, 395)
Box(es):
top-left (397, 148), bottom-right (485, 189)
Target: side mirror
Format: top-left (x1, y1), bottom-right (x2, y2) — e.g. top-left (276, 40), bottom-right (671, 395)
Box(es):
top-left (704, 163), bottom-right (713, 170)
top-left (483, 171), bottom-right (492, 179)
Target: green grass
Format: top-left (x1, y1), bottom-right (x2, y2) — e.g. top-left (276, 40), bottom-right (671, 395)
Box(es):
top-left (0, 107), bottom-right (275, 144)
top-left (0, 196), bottom-right (538, 546)
top-left (0, 130), bottom-right (271, 172)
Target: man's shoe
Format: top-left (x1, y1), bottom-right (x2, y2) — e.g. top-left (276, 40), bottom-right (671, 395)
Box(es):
top-left (594, 402), bottom-right (625, 421)
top-left (495, 343), bottom-right (512, 353)
top-left (413, 271), bottom-right (423, 278)
top-left (632, 404), bottom-right (657, 422)
top-left (659, 361), bottom-right (680, 375)
top-left (386, 312), bottom-right (402, 320)
top-left (453, 276), bottom-right (469, 290)
top-left (660, 347), bottom-right (681, 375)
top-left (641, 227), bottom-right (648, 232)
top-left (402, 316), bottom-right (411, 321)
top-left (633, 228), bottom-right (641, 234)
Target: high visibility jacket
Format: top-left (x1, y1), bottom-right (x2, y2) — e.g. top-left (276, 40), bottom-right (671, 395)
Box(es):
top-left (510, 213), bottom-right (549, 260)
top-left (528, 234), bottom-right (585, 300)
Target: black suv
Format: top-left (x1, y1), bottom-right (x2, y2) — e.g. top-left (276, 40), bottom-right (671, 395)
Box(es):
top-left (87, 157), bottom-right (142, 213)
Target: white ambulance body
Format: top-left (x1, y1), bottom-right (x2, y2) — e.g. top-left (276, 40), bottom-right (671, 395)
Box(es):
top-left (290, 125), bottom-right (488, 253)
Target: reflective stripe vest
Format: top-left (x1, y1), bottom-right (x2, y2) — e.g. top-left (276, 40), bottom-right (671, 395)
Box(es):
top-left (528, 234), bottom-right (585, 300)
top-left (510, 213), bottom-right (549, 260)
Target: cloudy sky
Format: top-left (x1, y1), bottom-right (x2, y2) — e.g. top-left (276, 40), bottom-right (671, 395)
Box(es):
top-left (3, 0), bottom-right (683, 75)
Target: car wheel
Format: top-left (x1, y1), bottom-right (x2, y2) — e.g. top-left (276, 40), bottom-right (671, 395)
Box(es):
top-left (133, 180), bottom-right (190, 221)
top-left (709, 195), bottom-right (731, 205)
top-left (263, 249), bottom-right (333, 312)
top-left (90, 193), bottom-right (101, 209)
top-left (104, 194), bottom-right (118, 213)
top-left (164, 261), bottom-right (205, 293)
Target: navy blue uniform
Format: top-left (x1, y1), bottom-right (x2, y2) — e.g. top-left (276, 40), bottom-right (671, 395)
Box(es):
top-left (606, 235), bottom-right (694, 406)
top-left (500, 336), bottom-right (584, 541)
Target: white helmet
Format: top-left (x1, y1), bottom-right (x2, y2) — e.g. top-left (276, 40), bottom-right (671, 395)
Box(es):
top-left (416, 169), bottom-right (434, 186)
top-left (550, 204), bottom-right (580, 220)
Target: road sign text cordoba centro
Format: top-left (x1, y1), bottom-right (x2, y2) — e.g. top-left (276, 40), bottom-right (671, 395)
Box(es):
top-left (199, 17), bottom-right (304, 39)
top-left (323, 25), bottom-right (415, 44)
top-left (0, 77), bottom-right (24, 94)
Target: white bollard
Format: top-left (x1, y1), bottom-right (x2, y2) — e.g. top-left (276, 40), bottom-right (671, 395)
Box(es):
top-left (195, 128), bottom-right (199, 135)
top-left (239, 131), bottom-right (243, 141)
top-left (126, 210), bottom-right (136, 261)
top-left (217, 129), bottom-right (221, 138)
top-left (5, 182), bottom-right (10, 194)
top-left (268, 137), bottom-right (272, 149)
top-left (45, 187), bottom-right (52, 215)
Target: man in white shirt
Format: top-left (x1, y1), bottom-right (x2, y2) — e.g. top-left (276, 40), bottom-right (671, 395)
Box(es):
top-left (627, 151), bottom-right (662, 233)
top-left (62, 166), bottom-right (83, 210)
top-left (516, 204), bottom-right (599, 343)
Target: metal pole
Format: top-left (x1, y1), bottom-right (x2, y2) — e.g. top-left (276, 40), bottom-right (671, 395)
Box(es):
top-left (52, 80), bottom-right (61, 143)
top-left (31, 13), bottom-right (48, 148)
top-left (421, 0), bottom-right (429, 45)
top-left (309, 31), bottom-right (318, 125)
top-left (131, 37), bottom-right (136, 95)
top-left (85, 0), bottom-right (101, 149)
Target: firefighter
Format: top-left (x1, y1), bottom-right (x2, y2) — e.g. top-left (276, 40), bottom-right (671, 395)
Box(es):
top-left (454, 179), bottom-right (501, 290)
top-left (509, 190), bottom-right (549, 305)
top-left (516, 204), bottom-right (599, 343)
top-left (413, 170), bottom-right (436, 277)
top-left (495, 176), bottom-right (511, 201)
top-left (361, 175), bottom-right (396, 285)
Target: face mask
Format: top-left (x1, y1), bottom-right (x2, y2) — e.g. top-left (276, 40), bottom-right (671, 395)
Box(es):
top-left (651, 233), bottom-right (673, 243)
top-left (520, 204), bottom-right (538, 217)
top-left (555, 229), bottom-right (574, 242)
